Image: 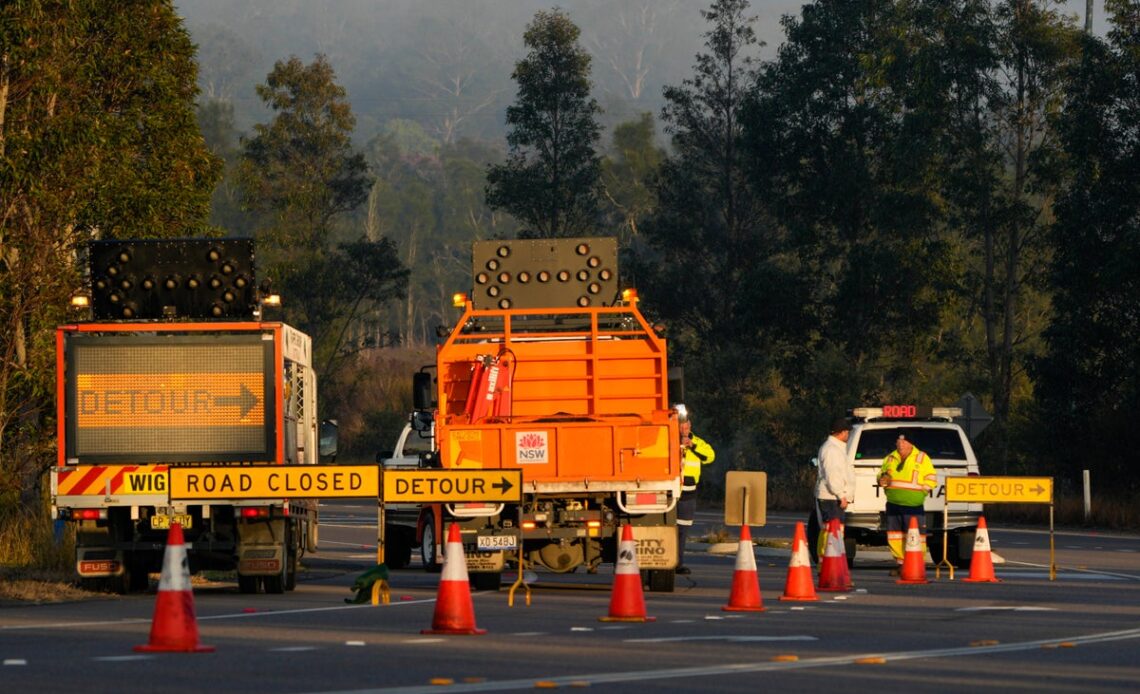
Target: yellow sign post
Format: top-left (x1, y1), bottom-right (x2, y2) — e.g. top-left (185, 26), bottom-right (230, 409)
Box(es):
top-left (382, 469), bottom-right (522, 503)
top-left (940, 475), bottom-right (1057, 580)
top-left (169, 465), bottom-right (379, 500)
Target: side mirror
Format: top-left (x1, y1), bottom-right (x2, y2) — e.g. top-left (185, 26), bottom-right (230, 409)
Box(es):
top-left (412, 371), bottom-right (433, 410)
top-left (319, 419), bottom-right (339, 460)
top-left (411, 410), bottom-right (433, 433)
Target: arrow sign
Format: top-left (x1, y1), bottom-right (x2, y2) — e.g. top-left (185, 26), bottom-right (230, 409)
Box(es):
top-left (382, 469), bottom-right (523, 503)
top-left (491, 476), bottom-right (514, 495)
top-left (945, 476), bottom-right (1053, 504)
top-left (215, 383), bottom-right (259, 418)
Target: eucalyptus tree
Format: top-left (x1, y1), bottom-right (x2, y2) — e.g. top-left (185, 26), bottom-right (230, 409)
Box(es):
top-left (485, 9), bottom-right (603, 237)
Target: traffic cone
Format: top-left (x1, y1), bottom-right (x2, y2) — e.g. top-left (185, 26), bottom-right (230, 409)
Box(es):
top-left (722, 525), bottom-right (765, 612)
top-left (896, 516), bottom-right (929, 585)
top-left (134, 523), bottom-right (214, 653)
top-left (599, 524), bottom-right (656, 622)
top-left (779, 521), bottom-right (818, 602)
top-left (818, 518), bottom-right (852, 592)
top-left (962, 516), bottom-right (1000, 583)
top-left (422, 523), bottom-right (486, 635)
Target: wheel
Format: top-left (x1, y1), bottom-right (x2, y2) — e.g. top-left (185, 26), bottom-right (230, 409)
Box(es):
top-left (806, 512), bottom-right (820, 566)
top-left (385, 525), bottom-right (412, 570)
top-left (420, 511), bottom-right (441, 572)
top-left (951, 529), bottom-right (976, 570)
top-left (305, 518), bottom-right (319, 553)
top-left (470, 572), bottom-right (501, 591)
top-left (238, 575), bottom-right (259, 594)
top-left (844, 538), bottom-right (857, 570)
top-left (646, 569), bottom-right (675, 593)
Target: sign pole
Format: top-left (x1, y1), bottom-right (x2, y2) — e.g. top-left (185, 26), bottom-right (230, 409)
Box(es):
top-left (373, 497), bottom-right (389, 605)
top-left (1049, 502), bottom-right (1056, 581)
top-left (936, 506), bottom-right (953, 580)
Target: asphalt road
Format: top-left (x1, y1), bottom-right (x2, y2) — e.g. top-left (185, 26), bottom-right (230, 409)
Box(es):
top-left (2, 504), bottom-right (1138, 693)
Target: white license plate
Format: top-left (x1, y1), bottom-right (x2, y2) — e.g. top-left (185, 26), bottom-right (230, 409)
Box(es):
top-left (150, 513), bottom-right (192, 530)
top-left (477, 534), bottom-right (517, 551)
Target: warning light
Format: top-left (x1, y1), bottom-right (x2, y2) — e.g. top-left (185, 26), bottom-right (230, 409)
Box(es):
top-left (621, 288), bottom-right (639, 303)
top-left (70, 295), bottom-right (90, 308)
top-left (452, 292), bottom-right (469, 308)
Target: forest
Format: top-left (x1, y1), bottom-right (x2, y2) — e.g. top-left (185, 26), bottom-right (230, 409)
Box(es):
top-left (2, 0), bottom-right (1138, 537)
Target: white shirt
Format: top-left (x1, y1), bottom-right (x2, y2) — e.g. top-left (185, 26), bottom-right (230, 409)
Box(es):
top-left (816, 434), bottom-right (854, 502)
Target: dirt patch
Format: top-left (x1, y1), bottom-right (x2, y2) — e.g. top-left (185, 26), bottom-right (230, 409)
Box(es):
top-left (0, 567), bottom-right (104, 606)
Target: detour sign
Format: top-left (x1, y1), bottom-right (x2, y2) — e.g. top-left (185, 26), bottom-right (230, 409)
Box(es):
top-left (170, 465), bottom-right (378, 500)
top-left (945, 476), bottom-right (1053, 504)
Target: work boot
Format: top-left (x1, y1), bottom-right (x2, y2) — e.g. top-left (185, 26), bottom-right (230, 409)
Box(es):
top-left (676, 565), bottom-right (691, 575)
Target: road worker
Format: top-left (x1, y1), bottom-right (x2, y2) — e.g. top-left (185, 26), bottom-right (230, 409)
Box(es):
top-left (877, 430), bottom-right (937, 572)
top-left (675, 404), bottom-right (715, 575)
top-left (815, 416), bottom-right (853, 560)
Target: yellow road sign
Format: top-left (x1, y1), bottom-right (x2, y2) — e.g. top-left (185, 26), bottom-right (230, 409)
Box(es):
top-left (383, 469), bottom-right (522, 503)
top-left (945, 476), bottom-right (1053, 504)
top-left (169, 465), bottom-right (378, 500)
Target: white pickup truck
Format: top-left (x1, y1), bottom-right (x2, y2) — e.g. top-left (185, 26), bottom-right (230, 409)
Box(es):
top-left (810, 405), bottom-right (983, 569)
top-left (377, 417), bottom-right (435, 569)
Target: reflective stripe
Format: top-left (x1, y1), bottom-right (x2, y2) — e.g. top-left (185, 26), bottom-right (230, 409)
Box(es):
top-left (676, 518), bottom-right (694, 526)
top-left (889, 481), bottom-right (926, 491)
top-left (681, 485), bottom-right (697, 492)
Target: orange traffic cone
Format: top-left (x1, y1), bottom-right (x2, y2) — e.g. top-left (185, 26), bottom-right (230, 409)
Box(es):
top-left (896, 516), bottom-right (928, 585)
top-left (599, 524), bottom-right (656, 622)
top-left (134, 522), bottom-right (214, 653)
top-left (779, 521), bottom-right (819, 602)
top-left (962, 516), bottom-right (1000, 583)
top-left (722, 525), bottom-right (765, 612)
top-left (422, 523), bottom-right (486, 635)
top-left (818, 518), bottom-right (852, 592)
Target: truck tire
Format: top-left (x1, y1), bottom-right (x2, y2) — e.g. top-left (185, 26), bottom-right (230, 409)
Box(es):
top-left (470, 572), bottom-right (501, 591)
top-left (646, 569), bottom-right (675, 593)
top-left (806, 512), bottom-right (820, 566)
top-left (844, 537), bottom-right (857, 570)
top-left (385, 525), bottom-right (412, 570)
top-left (306, 518), bottom-right (319, 553)
top-left (420, 511), bottom-right (441, 572)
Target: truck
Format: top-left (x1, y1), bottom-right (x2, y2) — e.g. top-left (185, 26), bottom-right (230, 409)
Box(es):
top-left (50, 238), bottom-right (336, 594)
top-left (387, 237), bottom-right (682, 591)
top-left (809, 405), bottom-right (983, 568)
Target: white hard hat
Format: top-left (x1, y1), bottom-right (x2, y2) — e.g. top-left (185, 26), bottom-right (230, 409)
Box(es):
top-left (675, 404), bottom-right (689, 422)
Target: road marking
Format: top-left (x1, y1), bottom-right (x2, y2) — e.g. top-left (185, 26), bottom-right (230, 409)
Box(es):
top-left (1000, 560), bottom-right (1140, 581)
top-left (92, 655), bottom-right (152, 662)
top-left (956, 606), bottom-right (1056, 612)
top-left (270, 646), bottom-right (320, 652)
top-left (626, 635), bottom-right (817, 643)
top-left (4, 659), bottom-right (28, 666)
top-left (306, 626), bottom-right (1140, 693)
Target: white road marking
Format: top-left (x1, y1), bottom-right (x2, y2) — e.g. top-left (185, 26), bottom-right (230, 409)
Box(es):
top-left (626, 635), bottom-right (818, 643)
top-left (956, 606), bottom-right (1056, 612)
top-left (4, 659), bottom-right (28, 666)
top-left (91, 655), bottom-right (152, 662)
top-left (303, 626), bottom-right (1140, 693)
top-left (270, 646), bottom-right (320, 652)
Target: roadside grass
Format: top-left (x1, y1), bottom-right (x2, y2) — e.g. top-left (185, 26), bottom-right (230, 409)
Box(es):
top-left (0, 507), bottom-right (90, 604)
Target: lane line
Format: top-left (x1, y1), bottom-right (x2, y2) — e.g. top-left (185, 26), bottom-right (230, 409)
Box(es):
top-left (301, 626), bottom-right (1140, 694)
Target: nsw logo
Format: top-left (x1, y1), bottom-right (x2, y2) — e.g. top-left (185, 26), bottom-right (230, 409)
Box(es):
top-left (515, 431), bottom-right (549, 464)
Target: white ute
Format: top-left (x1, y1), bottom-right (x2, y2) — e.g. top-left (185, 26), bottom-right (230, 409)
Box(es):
top-left (810, 405), bottom-right (983, 568)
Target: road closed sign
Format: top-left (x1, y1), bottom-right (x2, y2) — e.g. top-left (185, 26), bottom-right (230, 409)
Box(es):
top-left (383, 469), bottom-right (522, 503)
top-left (170, 465), bottom-right (378, 500)
top-left (945, 476), bottom-right (1053, 504)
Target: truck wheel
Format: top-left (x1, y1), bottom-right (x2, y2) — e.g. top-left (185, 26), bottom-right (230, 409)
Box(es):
top-left (470, 572), bottom-right (501, 591)
top-left (844, 538), bottom-right (857, 570)
top-left (952, 529), bottom-right (976, 570)
top-left (646, 569), bottom-right (675, 593)
top-left (306, 518), bottom-right (319, 553)
top-left (420, 511), bottom-right (441, 572)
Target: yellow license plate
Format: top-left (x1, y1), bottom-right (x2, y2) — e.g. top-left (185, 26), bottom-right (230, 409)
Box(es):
top-left (150, 513), bottom-right (192, 530)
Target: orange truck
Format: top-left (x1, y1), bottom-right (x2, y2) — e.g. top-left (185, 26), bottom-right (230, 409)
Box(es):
top-left (397, 238), bottom-right (682, 591)
top-left (50, 238), bottom-right (335, 593)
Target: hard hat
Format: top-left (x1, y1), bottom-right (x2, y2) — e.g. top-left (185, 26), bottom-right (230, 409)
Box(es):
top-left (675, 403), bottom-right (689, 422)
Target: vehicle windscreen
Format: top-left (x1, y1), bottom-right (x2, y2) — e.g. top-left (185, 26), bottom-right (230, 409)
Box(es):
top-left (854, 427), bottom-right (968, 462)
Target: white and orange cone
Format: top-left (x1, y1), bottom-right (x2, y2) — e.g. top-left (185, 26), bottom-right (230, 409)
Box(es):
top-left (818, 518), bottom-right (852, 592)
top-left (896, 516), bottom-right (929, 585)
top-left (599, 524), bottom-right (655, 622)
top-left (422, 523), bottom-right (486, 635)
top-left (135, 522), bottom-right (214, 653)
top-left (723, 525), bottom-right (765, 612)
top-left (779, 521), bottom-right (819, 602)
top-left (962, 516), bottom-right (1000, 583)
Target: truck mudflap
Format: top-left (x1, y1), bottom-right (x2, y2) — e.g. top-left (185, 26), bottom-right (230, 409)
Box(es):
top-left (76, 548), bottom-right (125, 578)
top-left (236, 519), bottom-right (286, 576)
top-left (630, 526), bottom-right (677, 570)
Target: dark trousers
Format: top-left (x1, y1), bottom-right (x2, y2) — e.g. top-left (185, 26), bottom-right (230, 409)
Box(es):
top-left (676, 491), bottom-right (696, 567)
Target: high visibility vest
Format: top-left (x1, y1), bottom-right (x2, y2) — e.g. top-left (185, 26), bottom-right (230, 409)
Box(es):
top-left (879, 448), bottom-right (936, 506)
top-left (681, 433), bottom-right (715, 491)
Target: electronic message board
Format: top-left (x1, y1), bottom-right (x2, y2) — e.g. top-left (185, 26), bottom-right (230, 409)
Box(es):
top-left (64, 333), bottom-right (275, 463)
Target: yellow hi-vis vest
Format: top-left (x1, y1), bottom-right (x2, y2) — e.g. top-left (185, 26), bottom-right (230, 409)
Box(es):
top-left (879, 448), bottom-right (936, 506)
top-left (681, 433), bottom-right (715, 491)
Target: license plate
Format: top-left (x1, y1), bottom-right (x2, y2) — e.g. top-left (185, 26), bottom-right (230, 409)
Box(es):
top-left (150, 513), bottom-right (192, 530)
top-left (477, 534), bottom-right (517, 551)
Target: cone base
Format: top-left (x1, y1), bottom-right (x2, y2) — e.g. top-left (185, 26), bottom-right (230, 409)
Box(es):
top-left (598, 615), bottom-right (657, 622)
top-left (421, 627), bottom-right (487, 635)
top-left (962, 576), bottom-right (1001, 583)
top-left (778, 595), bottom-right (819, 602)
top-left (896, 577), bottom-right (929, 585)
top-left (134, 643), bottom-right (215, 653)
top-left (722, 604), bottom-right (766, 612)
